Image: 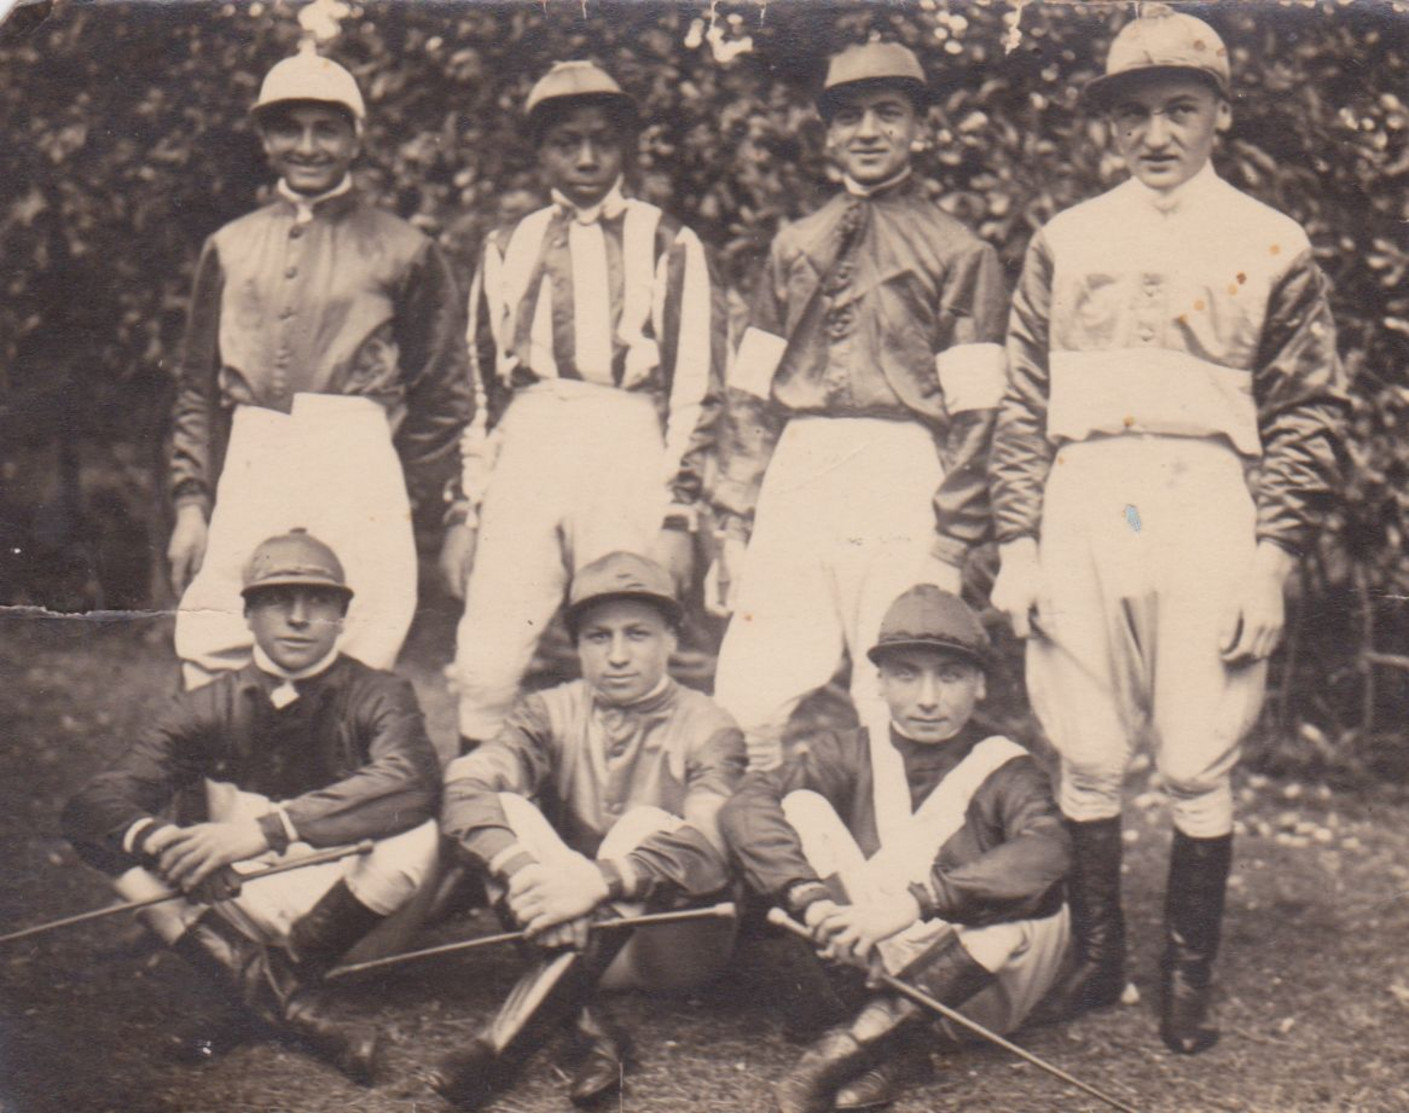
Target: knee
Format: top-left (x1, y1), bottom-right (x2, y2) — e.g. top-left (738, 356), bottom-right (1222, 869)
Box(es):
top-left (781, 789), bottom-right (843, 841)
top-left (1058, 764), bottom-right (1125, 823)
top-left (1165, 782), bottom-right (1234, 840)
top-left (345, 822), bottom-right (441, 915)
top-left (600, 806), bottom-right (682, 861)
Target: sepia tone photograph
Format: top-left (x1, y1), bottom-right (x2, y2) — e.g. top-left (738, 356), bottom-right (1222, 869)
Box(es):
top-left (1, 0), bottom-right (1407, 1110)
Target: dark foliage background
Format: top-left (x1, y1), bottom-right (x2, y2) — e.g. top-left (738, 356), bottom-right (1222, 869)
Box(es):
top-left (1, 0), bottom-right (1407, 775)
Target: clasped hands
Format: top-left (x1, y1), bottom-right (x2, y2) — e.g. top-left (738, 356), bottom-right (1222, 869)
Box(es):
top-left (139, 819), bottom-right (271, 903)
top-left (506, 853), bottom-right (612, 951)
top-left (801, 891), bottom-right (922, 973)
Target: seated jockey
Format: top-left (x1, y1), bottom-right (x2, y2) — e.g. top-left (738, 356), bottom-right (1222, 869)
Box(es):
top-left (61, 530), bottom-right (441, 1083)
top-left (720, 585), bottom-right (1073, 1112)
top-left (433, 551), bottom-right (745, 1110)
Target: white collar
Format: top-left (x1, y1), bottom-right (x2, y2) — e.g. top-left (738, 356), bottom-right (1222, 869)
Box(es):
top-left (277, 175), bottom-right (354, 225)
top-left (253, 645), bottom-right (340, 708)
top-left (843, 166), bottom-right (912, 199)
top-left (551, 178), bottom-right (628, 224)
top-left (1129, 160), bottom-right (1220, 215)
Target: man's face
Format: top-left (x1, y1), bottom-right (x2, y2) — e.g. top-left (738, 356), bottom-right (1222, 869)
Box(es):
top-left (537, 104), bottom-right (626, 210)
top-left (878, 648), bottom-right (986, 746)
top-left (259, 103), bottom-right (360, 197)
top-left (576, 598), bottom-right (676, 706)
top-left (1107, 74), bottom-right (1230, 193)
top-left (826, 85), bottom-right (920, 186)
top-left (245, 585), bottom-right (346, 673)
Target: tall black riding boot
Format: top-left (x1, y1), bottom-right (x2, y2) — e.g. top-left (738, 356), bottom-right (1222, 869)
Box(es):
top-left (167, 909), bottom-right (265, 1061)
top-left (776, 932), bottom-right (993, 1113)
top-left (1047, 815), bottom-right (1126, 1018)
top-left (1160, 829), bottom-right (1232, 1055)
top-left (565, 1003), bottom-right (630, 1109)
top-left (284, 879), bottom-right (385, 977)
top-left (430, 918), bottom-right (634, 1109)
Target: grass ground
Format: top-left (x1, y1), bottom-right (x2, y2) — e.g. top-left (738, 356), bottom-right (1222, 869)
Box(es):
top-left (3, 593), bottom-right (1409, 1112)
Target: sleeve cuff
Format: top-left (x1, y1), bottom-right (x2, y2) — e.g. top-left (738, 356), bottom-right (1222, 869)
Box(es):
top-left (123, 818), bottom-right (161, 856)
top-left (172, 492), bottom-right (210, 516)
top-left (257, 812), bottom-right (291, 855)
top-left (930, 535), bottom-right (969, 567)
top-left (784, 879), bottom-right (831, 920)
top-left (595, 857), bottom-right (639, 902)
top-left (907, 880), bottom-right (940, 922)
top-left (662, 503), bottom-right (700, 533)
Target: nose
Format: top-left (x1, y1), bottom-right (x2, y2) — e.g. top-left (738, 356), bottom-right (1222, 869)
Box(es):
top-left (856, 109), bottom-right (881, 139)
top-left (916, 674), bottom-right (940, 710)
top-left (1145, 111), bottom-right (1171, 147)
top-left (607, 632), bottom-right (630, 666)
top-left (574, 139), bottom-right (601, 169)
top-left (294, 126), bottom-right (319, 156)
top-left (287, 595), bottom-right (310, 626)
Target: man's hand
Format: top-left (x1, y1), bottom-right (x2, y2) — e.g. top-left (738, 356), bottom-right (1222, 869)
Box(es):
top-left (655, 526), bottom-right (696, 596)
top-left (155, 820), bottom-right (269, 892)
top-left (915, 553), bottom-right (963, 596)
top-left (801, 898), bottom-right (843, 941)
top-left (814, 891), bottom-right (922, 965)
top-left (506, 855), bottom-right (610, 940)
top-left (167, 505), bottom-right (209, 596)
top-left (705, 536), bottom-right (746, 617)
top-left (535, 914), bottom-right (594, 951)
top-left (1220, 542), bottom-right (1297, 664)
top-left (991, 537), bottom-right (1043, 640)
top-left (438, 521), bottom-right (478, 600)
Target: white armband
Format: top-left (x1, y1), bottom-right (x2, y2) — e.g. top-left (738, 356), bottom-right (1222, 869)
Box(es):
top-left (935, 343), bottom-right (1006, 414)
top-left (728, 328), bottom-right (787, 399)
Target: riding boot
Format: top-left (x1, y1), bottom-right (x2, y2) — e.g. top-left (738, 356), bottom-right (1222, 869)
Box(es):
top-left (239, 942), bottom-right (382, 1084)
top-left (1047, 815), bottom-right (1126, 1018)
top-left (431, 917), bottom-right (634, 1109)
top-left (1160, 830), bottom-right (1232, 1056)
top-left (565, 1003), bottom-right (629, 1108)
top-left (775, 930), bottom-right (856, 1043)
top-left (776, 932), bottom-right (992, 1113)
top-left (285, 879), bottom-right (385, 977)
top-left (832, 1035), bottom-right (932, 1112)
top-left (166, 909), bottom-right (266, 1061)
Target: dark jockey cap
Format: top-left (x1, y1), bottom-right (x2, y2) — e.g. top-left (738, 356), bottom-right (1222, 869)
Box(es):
top-left (566, 551), bottom-right (681, 636)
top-left (867, 584), bottom-right (990, 670)
top-left (1086, 5), bottom-right (1231, 107)
top-left (524, 61), bottom-right (638, 141)
top-left (241, 528), bottom-right (353, 602)
top-left (818, 42), bottom-right (930, 121)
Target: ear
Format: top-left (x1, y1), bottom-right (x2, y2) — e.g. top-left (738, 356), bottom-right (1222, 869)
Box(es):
top-left (1215, 99), bottom-right (1233, 133)
top-left (975, 672), bottom-right (988, 703)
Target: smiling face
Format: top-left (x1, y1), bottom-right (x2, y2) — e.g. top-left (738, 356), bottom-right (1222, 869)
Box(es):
top-left (826, 84), bottom-right (920, 186)
top-left (245, 585), bottom-right (347, 673)
top-left (537, 103), bottom-right (627, 211)
top-left (1107, 73), bottom-right (1230, 193)
top-left (259, 102), bottom-right (360, 197)
top-left (877, 647), bottom-right (986, 746)
top-left (576, 598), bottom-right (676, 706)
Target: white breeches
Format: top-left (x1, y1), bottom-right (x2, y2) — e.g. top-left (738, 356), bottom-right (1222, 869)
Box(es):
top-left (713, 417), bottom-right (945, 770)
top-left (453, 382), bottom-right (669, 742)
top-left (783, 790), bottom-right (1070, 1036)
top-left (1027, 436), bottom-right (1266, 838)
top-left (114, 781), bottom-right (438, 947)
top-left (175, 395), bottom-right (417, 688)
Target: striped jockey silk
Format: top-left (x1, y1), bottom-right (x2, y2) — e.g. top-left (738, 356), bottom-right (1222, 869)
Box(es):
top-left (468, 181), bottom-right (722, 508)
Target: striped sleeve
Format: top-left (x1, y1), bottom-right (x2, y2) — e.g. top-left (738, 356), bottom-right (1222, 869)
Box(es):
top-left (655, 224), bottom-right (726, 510)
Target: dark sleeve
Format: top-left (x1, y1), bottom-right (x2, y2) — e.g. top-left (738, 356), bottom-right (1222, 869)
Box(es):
top-left (657, 229), bottom-right (727, 512)
top-left (390, 239), bottom-right (472, 527)
top-left (439, 693), bottom-right (556, 874)
top-left (61, 695), bottom-right (216, 875)
top-left (719, 731), bottom-right (858, 905)
top-left (1251, 248), bottom-right (1349, 556)
top-left (990, 231), bottom-right (1057, 545)
top-left (930, 238), bottom-right (1009, 565)
top-left (921, 757), bottom-right (1071, 926)
top-left (711, 240), bottom-right (789, 542)
top-left (169, 237), bottom-right (226, 515)
top-left (280, 676), bottom-right (441, 846)
top-left (615, 723), bottom-right (746, 901)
